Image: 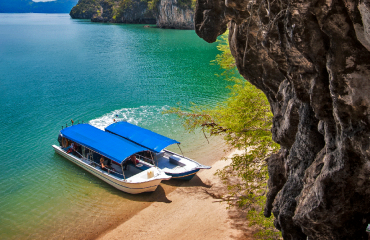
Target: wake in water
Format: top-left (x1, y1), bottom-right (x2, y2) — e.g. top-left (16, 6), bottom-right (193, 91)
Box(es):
top-left (88, 106), bottom-right (181, 139)
top-left (87, 104), bottom-right (219, 162)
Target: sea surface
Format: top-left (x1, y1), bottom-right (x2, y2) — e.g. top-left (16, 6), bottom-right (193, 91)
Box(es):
top-left (0, 13), bottom-right (230, 239)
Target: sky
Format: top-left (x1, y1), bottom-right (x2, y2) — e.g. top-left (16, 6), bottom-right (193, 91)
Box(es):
top-left (32, 0), bottom-right (56, 2)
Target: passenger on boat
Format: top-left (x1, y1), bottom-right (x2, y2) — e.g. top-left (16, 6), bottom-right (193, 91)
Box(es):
top-left (67, 143), bottom-right (75, 153)
top-left (123, 155), bottom-right (139, 170)
top-left (100, 156), bottom-right (113, 171)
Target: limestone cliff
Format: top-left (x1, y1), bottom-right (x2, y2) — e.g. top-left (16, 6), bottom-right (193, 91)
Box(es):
top-left (195, 0), bottom-right (370, 239)
top-left (70, 0), bottom-right (194, 29)
top-left (70, 0), bottom-right (155, 23)
top-left (157, 0), bottom-right (194, 29)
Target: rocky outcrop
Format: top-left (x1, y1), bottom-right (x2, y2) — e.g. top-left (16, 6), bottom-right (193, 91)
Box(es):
top-left (69, 0), bottom-right (98, 19)
top-left (70, 0), bottom-right (156, 23)
top-left (70, 0), bottom-right (193, 28)
top-left (157, 0), bottom-right (194, 29)
top-left (195, 0), bottom-right (370, 239)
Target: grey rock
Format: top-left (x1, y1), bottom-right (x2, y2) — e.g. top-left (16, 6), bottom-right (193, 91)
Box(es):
top-left (70, 0), bottom-right (193, 29)
top-left (157, 0), bottom-right (194, 29)
top-left (195, 0), bottom-right (370, 238)
top-left (71, 0), bottom-right (156, 24)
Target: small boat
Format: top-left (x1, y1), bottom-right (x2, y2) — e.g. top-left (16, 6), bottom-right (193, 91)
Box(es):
top-left (105, 122), bottom-right (211, 180)
top-left (53, 124), bottom-right (171, 194)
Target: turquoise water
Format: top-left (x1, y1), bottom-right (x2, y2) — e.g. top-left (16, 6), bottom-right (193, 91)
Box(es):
top-left (0, 14), bottom-right (230, 239)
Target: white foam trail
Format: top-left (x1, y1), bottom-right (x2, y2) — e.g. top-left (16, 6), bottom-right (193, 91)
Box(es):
top-left (89, 105), bottom-right (171, 130)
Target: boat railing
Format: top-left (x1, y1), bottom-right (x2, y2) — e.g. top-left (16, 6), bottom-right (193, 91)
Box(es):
top-left (74, 150), bottom-right (84, 159)
top-left (81, 151), bottom-right (126, 179)
top-left (163, 152), bottom-right (172, 158)
top-left (135, 154), bottom-right (155, 166)
top-left (164, 149), bottom-right (211, 169)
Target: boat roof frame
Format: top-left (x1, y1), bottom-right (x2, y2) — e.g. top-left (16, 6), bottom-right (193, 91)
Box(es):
top-left (105, 121), bottom-right (180, 153)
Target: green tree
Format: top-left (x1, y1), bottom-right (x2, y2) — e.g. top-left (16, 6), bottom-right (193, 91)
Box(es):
top-left (165, 32), bottom-right (281, 239)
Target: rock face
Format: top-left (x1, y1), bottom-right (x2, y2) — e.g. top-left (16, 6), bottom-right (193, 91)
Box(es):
top-left (157, 0), bottom-right (194, 29)
top-left (70, 0), bottom-right (194, 29)
top-left (70, 0), bottom-right (156, 23)
top-left (195, 0), bottom-right (370, 239)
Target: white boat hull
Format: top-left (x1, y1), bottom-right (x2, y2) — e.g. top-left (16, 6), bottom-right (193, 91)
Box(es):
top-left (136, 149), bottom-right (211, 180)
top-left (53, 145), bottom-right (171, 194)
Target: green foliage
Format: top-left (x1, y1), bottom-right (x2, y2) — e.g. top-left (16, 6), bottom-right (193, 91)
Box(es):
top-left (110, 0), bottom-right (135, 20)
top-left (70, 0), bottom-right (101, 18)
top-left (176, 0), bottom-right (192, 9)
top-left (147, 0), bottom-right (159, 12)
top-left (247, 197), bottom-right (280, 240)
top-left (191, 0), bottom-right (196, 9)
top-left (112, 0), bottom-right (158, 19)
top-left (211, 32), bottom-right (239, 80)
top-left (71, 0), bottom-right (195, 21)
top-left (119, 0), bottom-right (133, 12)
top-left (165, 31), bottom-right (281, 239)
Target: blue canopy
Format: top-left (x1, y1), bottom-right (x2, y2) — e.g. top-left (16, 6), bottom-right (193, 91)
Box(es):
top-left (60, 124), bottom-right (148, 164)
top-left (105, 122), bottom-right (180, 153)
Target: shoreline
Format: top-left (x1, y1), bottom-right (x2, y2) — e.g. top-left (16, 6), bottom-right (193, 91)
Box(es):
top-left (54, 136), bottom-right (232, 240)
top-left (95, 149), bottom-right (256, 240)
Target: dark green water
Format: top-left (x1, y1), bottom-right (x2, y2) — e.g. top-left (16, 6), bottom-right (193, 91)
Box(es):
top-left (0, 13), bottom-right (230, 239)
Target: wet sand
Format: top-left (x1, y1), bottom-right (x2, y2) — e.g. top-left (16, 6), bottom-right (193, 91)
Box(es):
top-left (96, 150), bottom-right (256, 240)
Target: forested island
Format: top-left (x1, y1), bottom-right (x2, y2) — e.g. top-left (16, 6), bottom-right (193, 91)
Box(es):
top-left (70, 0), bottom-right (195, 29)
top-left (0, 0), bottom-right (194, 29)
top-left (0, 0), bottom-right (78, 13)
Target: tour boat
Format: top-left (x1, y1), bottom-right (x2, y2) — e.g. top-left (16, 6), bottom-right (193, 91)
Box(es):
top-left (52, 124), bottom-right (171, 194)
top-left (105, 121), bottom-right (211, 180)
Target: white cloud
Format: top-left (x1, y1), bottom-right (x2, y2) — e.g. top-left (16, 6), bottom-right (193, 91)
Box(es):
top-left (32, 0), bottom-right (56, 2)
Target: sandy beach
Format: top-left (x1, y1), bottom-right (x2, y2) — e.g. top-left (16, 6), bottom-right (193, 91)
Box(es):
top-left (96, 150), bottom-right (256, 240)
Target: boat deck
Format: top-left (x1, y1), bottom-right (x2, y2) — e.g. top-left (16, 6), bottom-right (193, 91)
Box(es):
top-left (157, 157), bottom-right (179, 170)
top-left (155, 153), bottom-right (198, 173)
top-left (123, 163), bottom-right (143, 179)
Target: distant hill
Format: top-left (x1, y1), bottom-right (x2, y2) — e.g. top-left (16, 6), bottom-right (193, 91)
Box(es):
top-left (0, 0), bottom-right (79, 13)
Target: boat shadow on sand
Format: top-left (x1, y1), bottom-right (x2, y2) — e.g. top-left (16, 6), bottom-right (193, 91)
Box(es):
top-left (100, 175), bottom-right (212, 204)
top-left (92, 175), bottom-right (212, 204)
top-left (161, 175), bottom-right (212, 189)
top-left (111, 185), bottom-right (173, 204)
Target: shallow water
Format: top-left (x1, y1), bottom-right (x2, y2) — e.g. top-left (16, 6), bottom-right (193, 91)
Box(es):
top-left (0, 13), bottom-right (230, 239)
